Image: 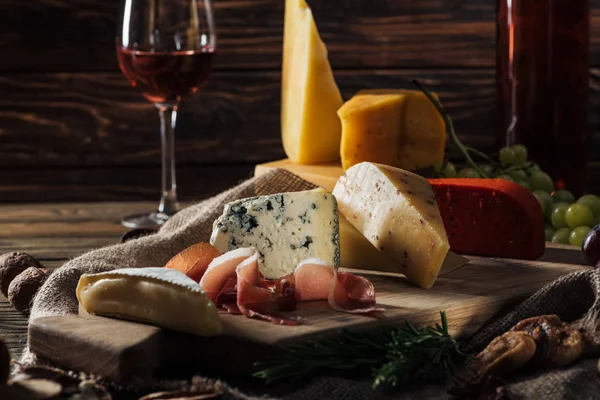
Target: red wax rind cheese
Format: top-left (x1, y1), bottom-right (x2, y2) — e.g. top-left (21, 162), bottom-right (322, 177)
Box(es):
top-left (428, 178), bottom-right (545, 260)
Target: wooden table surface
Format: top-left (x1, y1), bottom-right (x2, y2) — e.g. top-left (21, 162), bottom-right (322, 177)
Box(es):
top-left (0, 201), bottom-right (589, 366)
top-left (0, 201), bottom-right (171, 360)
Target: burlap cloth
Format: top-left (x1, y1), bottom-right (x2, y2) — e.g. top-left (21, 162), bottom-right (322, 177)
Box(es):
top-left (17, 169), bottom-right (600, 399)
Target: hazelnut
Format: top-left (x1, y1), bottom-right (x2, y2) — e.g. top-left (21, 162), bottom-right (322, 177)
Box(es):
top-left (7, 268), bottom-right (48, 314)
top-left (0, 336), bottom-right (9, 385)
top-left (0, 253), bottom-right (44, 298)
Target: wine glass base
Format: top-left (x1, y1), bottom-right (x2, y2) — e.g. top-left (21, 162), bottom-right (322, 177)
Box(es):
top-left (121, 211), bottom-right (172, 229)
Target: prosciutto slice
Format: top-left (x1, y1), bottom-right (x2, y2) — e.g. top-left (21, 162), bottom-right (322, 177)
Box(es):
top-left (197, 248), bottom-right (383, 325)
top-left (235, 253), bottom-right (300, 325)
top-left (199, 247), bottom-right (255, 302)
top-left (295, 259), bottom-right (385, 314)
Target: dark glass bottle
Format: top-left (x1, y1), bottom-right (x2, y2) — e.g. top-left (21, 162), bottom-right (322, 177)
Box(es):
top-left (496, 0), bottom-right (590, 194)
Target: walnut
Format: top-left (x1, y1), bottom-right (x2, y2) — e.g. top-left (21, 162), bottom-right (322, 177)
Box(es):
top-left (0, 336), bottom-right (9, 385)
top-left (476, 331), bottom-right (536, 375)
top-left (0, 252), bottom-right (44, 297)
top-left (511, 314), bottom-right (584, 367)
top-left (7, 267), bottom-right (48, 314)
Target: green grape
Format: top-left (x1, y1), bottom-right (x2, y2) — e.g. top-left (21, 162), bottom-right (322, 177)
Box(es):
top-left (577, 194), bottom-right (600, 216)
top-left (550, 203), bottom-right (569, 229)
top-left (509, 169), bottom-right (528, 180)
top-left (511, 144), bottom-right (528, 165)
top-left (545, 225), bottom-right (556, 241)
top-left (569, 226), bottom-right (592, 247)
top-left (457, 168), bottom-right (480, 178)
top-left (515, 178), bottom-right (531, 191)
top-left (548, 201), bottom-right (569, 219)
top-left (565, 203), bottom-right (594, 228)
top-left (478, 164), bottom-right (495, 178)
top-left (551, 227), bottom-right (571, 244)
top-left (594, 214), bottom-right (600, 227)
top-left (499, 147), bottom-right (517, 166)
top-left (529, 171), bottom-right (554, 193)
top-left (526, 163), bottom-right (541, 172)
top-left (552, 190), bottom-right (575, 204)
top-left (496, 174), bottom-right (514, 182)
top-left (533, 191), bottom-right (553, 215)
top-left (441, 162), bottom-right (457, 178)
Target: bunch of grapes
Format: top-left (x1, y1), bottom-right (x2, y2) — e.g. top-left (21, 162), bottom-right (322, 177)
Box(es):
top-left (437, 144), bottom-right (600, 247)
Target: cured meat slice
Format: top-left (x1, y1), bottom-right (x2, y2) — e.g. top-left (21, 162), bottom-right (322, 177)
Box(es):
top-left (215, 276), bottom-right (240, 314)
top-left (199, 247), bottom-right (256, 301)
top-left (294, 259), bottom-right (384, 314)
top-left (329, 271), bottom-right (384, 314)
top-left (236, 253), bottom-right (300, 325)
top-left (294, 258), bottom-right (333, 301)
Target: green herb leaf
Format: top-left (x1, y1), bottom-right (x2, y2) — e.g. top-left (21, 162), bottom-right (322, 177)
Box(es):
top-left (253, 311), bottom-right (466, 391)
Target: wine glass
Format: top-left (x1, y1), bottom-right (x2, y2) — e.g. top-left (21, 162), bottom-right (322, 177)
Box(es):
top-left (116, 0), bottom-right (216, 228)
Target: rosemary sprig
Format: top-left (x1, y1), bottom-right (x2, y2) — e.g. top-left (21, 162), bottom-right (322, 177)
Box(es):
top-left (372, 311), bottom-right (465, 390)
top-left (253, 312), bottom-right (466, 391)
top-left (253, 329), bottom-right (390, 384)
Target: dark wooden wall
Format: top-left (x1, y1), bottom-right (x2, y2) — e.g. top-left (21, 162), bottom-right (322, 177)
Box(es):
top-left (2, 0), bottom-right (600, 202)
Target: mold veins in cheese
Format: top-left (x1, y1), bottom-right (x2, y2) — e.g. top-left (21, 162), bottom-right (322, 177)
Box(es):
top-left (332, 162), bottom-right (450, 289)
top-left (281, 0), bottom-right (344, 164)
top-left (76, 268), bottom-right (222, 336)
top-left (210, 190), bottom-right (340, 279)
top-left (338, 90), bottom-right (446, 171)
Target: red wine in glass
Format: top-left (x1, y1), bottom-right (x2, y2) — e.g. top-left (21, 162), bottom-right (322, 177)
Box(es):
top-left (116, 47), bottom-right (215, 104)
top-left (116, 0), bottom-right (216, 228)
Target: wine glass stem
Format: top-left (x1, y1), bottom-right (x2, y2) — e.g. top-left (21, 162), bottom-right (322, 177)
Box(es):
top-left (157, 103), bottom-right (180, 215)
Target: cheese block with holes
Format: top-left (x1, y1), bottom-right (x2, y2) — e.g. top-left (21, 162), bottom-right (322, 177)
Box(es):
top-left (338, 90), bottom-right (445, 171)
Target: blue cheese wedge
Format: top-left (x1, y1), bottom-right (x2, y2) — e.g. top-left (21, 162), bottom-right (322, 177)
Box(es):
top-left (76, 268), bottom-right (222, 336)
top-left (210, 190), bottom-right (340, 279)
top-left (333, 162), bottom-right (450, 289)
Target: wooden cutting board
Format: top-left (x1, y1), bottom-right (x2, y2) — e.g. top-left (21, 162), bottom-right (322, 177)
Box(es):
top-left (255, 158), bottom-right (344, 191)
top-left (29, 246), bottom-right (588, 384)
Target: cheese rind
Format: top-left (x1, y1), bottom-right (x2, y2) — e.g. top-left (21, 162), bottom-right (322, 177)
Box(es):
top-left (332, 162), bottom-right (450, 288)
top-left (210, 190), bottom-right (340, 279)
top-left (281, 0), bottom-right (343, 164)
top-left (338, 90), bottom-right (446, 171)
top-left (76, 268), bottom-right (222, 336)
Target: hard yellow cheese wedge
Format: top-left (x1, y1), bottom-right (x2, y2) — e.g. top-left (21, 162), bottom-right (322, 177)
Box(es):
top-left (76, 268), bottom-right (222, 336)
top-left (281, 0), bottom-right (343, 164)
top-left (332, 162), bottom-right (450, 288)
top-left (338, 90), bottom-right (446, 171)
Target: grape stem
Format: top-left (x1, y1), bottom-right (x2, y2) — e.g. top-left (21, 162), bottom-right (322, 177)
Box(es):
top-left (464, 146), bottom-right (498, 166)
top-left (498, 162), bottom-right (536, 175)
top-left (412, 80), bottom-right (489, 178)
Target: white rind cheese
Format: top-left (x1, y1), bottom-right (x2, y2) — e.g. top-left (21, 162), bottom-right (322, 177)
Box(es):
top-left (332, 162), bottom-right (450, 289)
top-left (76, 268), bottom-right (222, 336)
top-left (210, 190), bottom-right (340, 279)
